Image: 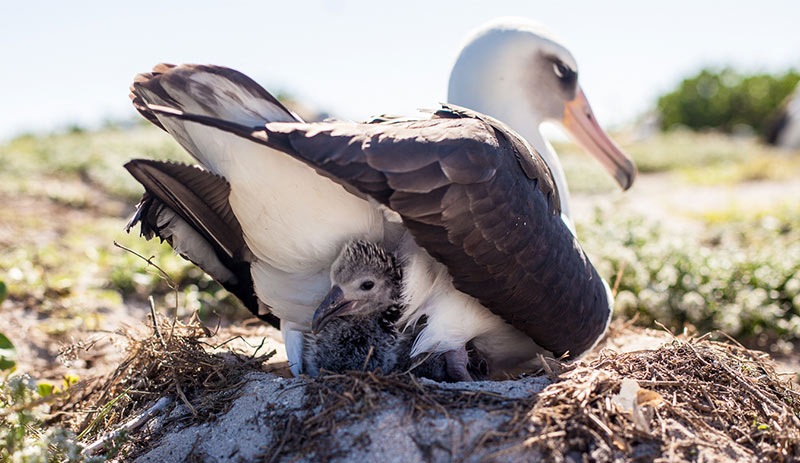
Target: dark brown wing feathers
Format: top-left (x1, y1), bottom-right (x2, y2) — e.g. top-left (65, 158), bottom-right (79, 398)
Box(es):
top-left (133, 67), bottom-right (607, 358)
top-left (274, 108), bottom-right (605, 357)
top-left (130, 63), bottom-right (297, 130)
top-left (125, 159), bottom-right (279, 328)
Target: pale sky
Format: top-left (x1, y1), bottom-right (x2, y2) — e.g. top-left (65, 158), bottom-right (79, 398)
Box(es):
top-left (1, 1), bottom-right (798, 140)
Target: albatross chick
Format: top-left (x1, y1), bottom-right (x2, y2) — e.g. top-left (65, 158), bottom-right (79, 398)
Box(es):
top-left (304, 240), bottom-right (488, 382)
top-left (303, 240), bottom-right (404, 376)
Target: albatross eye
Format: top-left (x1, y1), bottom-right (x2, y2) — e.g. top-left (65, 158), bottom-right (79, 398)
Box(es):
top-left (553, 62), bottom-right (569, 80)
top-left (360, 280), bottom-right (375, 291)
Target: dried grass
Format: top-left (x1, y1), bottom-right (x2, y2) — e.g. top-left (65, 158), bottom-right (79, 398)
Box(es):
top-left (501, 335), bottom-right (800, 462)
top-left (52, 314), bottom-right (274, 443)
top-left (263, 334), bottom-right (800, 462)
top-left (263, 371), bottom-right (527, 462)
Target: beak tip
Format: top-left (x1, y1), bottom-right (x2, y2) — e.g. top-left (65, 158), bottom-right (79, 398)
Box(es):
top-left (622, 165), bottom-right (638, 191)
top-left (620, 175), bottom-right (634, 191)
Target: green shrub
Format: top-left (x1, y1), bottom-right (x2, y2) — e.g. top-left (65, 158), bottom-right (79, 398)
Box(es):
top-left (0, 373), bottom-right (103, 463)
top-left (579, 205), bottom-right (800, 348)
top-left (0, 333), bottom-right (14, 373)
top-left (657, 68), bottom-right (800, 137)
top-left (1, 335), bottom-right (94, 462)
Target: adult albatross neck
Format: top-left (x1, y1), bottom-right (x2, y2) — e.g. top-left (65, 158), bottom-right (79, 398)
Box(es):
top-left (448, 17), bottom-right (637, 229)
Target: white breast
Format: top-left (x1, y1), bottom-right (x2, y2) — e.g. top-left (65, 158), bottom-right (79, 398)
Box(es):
top-left (180, 124), bottom-right (385, 323)
top-left (397, 234), bottom-right (545, 372)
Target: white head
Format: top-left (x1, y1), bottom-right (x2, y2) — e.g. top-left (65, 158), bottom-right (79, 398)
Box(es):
top-left (448, 17), bottom-right (636, 195)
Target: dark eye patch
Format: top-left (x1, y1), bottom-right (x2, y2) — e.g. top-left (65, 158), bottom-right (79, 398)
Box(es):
top-left (549, 57), bottom-right (577, 86)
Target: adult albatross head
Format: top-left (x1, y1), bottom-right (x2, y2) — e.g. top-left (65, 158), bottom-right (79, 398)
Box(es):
top-left (449, 17), bottom-right (636, 221)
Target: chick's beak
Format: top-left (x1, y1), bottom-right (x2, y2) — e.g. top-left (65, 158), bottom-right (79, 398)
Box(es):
top-left (561, 86), bottom-right (637, 190)
top-left (311, 285), bottom-right (354, 334)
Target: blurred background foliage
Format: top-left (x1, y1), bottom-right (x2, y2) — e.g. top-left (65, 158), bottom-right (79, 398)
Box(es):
top-left (579, 204), bottom-right (800, 353)
top-left (656, 67), bottom-right (800, 137)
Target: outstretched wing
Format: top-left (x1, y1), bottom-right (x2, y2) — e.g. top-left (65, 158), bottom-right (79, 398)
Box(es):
top-left (125, 159), bottom-right (279, 328)
top-left (143, 101), bottom-right (609, 358)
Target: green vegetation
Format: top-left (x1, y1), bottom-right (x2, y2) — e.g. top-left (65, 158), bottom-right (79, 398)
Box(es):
top-left (0, 126), bottom-right (251, 327)
top-left (554, 128), bottom-right (800, 350)
top-left (0, 333), bottom-right (14, 373)
top-left (656, 67), bottom-right (799, 137)
top-left (625, 130), bottom-right (751, 174)
top-left (1, 126), bottom-right (190, 201)
top-left (627, 129), bottom-right (800, 184)
top-left (0, 374), bottom-right (101, 463)
top-left (0, 335), bottom-right (89, 462)
top-left (579, 204), bottom-right (800, 350)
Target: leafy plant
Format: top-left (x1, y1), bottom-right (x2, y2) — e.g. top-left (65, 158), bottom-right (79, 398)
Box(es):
top-left (579, 204), bottom-right (800, 350)
top-left (657, 67), bottom-right (800, 137)
top-left (0, 334), bottom-right (15, 373)
top-left (0, 375), bottom-right (103, 462)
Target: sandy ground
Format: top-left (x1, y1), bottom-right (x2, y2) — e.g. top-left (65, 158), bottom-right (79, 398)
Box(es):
top-left (132, 373), bottom-right (555, 463)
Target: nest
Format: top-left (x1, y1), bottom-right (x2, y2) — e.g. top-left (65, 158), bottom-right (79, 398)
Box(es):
top-left (264, 371), bottom-right (531, 462)
top-left (53, 314), bottom-right (274, 443)
top-left (263, 334), bottom-right (800, 462)
top-left (53, 317), bottom-right (800, 462)
top-left (511, 336), bottom-right (800, 462)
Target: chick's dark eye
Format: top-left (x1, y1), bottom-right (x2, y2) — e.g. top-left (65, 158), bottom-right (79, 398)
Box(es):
top-left (360, 280), bottom-right (375, 291)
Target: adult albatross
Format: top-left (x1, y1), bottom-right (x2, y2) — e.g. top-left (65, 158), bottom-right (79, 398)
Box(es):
top-left (449, 17), bottom-right (635, 230)
top-left (124, 18), bottom-right (636, 379)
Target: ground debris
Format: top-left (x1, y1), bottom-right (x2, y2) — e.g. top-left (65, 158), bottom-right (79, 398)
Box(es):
top-left (53, 325), bottom-right (800, 463)
top-left (512, 335), bottom-right (800, 462)
top-left (263, 371), bottom-right (541, 462)
top-left (51, 314), bottom-right (275, 446)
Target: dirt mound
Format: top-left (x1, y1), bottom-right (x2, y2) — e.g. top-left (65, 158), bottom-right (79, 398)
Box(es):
top-left (53, 318), bottom-right (800, 462)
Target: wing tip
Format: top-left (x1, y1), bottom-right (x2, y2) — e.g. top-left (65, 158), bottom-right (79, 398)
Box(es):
top-left (130, 63), bottom-right (301, 127)
top-left (129, 64), bottom-right (180, 131)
